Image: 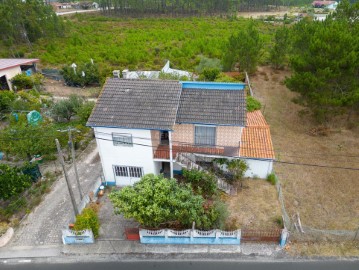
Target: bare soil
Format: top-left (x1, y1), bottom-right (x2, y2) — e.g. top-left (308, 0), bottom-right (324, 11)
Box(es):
top-left (238, 11), bottom-right (294, 19)
top-left (42, 78), bottom-right (101, 98)
top-left (251, 66), bottom-right (359, 230)
top-left (224, 179), bottom-right (282, 229)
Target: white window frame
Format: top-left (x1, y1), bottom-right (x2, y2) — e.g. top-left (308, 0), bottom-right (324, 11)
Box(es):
top-left (113, 165), bottom-right (144, 178)
top-left (112, 133), bottom-right (133, 147)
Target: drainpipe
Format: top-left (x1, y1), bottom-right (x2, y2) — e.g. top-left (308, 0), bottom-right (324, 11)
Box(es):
top-left (169, 131), bottom-right (174, 179)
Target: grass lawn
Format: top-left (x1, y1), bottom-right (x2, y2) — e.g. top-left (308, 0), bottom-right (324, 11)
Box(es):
top-left (251, 66), bottom-right (359, 231)
top-left (223, 179), bottom-right (283, 229)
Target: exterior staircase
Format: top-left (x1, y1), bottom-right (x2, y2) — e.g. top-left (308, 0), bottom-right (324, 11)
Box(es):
top-left (175, 153), bottom-right (237, 196)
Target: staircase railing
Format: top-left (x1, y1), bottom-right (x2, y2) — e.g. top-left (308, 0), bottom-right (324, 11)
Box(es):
top-left (175, 153), bottom-right (237, 195)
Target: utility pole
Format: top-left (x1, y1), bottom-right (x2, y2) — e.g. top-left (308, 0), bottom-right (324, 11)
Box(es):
top-left (68, 128), bottom-right (83, 201)
top-left (55, 139), bottom-right (79, 216)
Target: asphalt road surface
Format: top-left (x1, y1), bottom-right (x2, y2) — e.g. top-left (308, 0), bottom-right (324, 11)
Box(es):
top-left (1, 261), bottom-right (359, 270)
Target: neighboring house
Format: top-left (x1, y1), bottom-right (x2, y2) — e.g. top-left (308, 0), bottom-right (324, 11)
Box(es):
top-left (312, 1), bottom-right (338, 10)
top-left (87, 79), bottom-right (274, 186)
top-left (120, 60), bottom-right (193, 80)
top-left (0, 59), bottom-right (39, 91)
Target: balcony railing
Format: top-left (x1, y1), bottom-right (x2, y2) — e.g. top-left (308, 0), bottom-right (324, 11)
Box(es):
top-left (153, 143), bottom-right (239, 160)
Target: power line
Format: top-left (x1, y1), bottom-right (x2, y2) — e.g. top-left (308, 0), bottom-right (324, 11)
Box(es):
top-left (92, 135), bottom-right (359, 171)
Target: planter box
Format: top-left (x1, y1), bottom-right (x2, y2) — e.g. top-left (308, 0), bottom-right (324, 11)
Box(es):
top-left (125, 228), bottom-right (140, 241)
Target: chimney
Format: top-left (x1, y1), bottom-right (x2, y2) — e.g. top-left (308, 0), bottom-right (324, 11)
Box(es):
top-left (113, 70), bottom-right (120, 78)
top-left (122, 69), bottom-right (129, 79)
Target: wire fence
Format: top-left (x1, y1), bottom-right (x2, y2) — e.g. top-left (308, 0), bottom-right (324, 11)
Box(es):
top-left (274, 172), bottom-right (359, 242)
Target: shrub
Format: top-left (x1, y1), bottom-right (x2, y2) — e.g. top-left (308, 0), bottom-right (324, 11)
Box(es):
top-left (74, 206), bottom-right (100, 238)
top-left (199, 68), bottom-right (220, 81)
top-left (61, 62), bottom-right (100, 87)
top-left (11, 74), bottom-right (33, 90)
top-left (51, 94), bottom-right (84, 122)
top-left (267, 173), bottom-right (276, 185)
top-left (246, 96), bottom-right (262, 112)
top-left (11, 73), bottom-right (44, 90)
top-left (0, 164), bottom-right (32, 200)
top-left (182, 169), bottom-right (217, 198)
top-left (77, 101), bottom-right (95, 124)
top-left (0, 91), bottom-right (16, 112)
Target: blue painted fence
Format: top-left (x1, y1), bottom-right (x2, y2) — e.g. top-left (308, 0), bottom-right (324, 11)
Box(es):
top-left (140, 229), bottom-right (241, 245)
top-left (62, 229), bottom-right (94, 245)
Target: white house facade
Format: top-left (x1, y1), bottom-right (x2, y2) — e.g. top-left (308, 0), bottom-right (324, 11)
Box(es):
top-left (88, 79), bottom-right (275, 186)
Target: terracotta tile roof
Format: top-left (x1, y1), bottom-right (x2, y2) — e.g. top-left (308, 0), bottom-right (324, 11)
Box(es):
top-left (246, 110), bottom-right (268, 127)
top-left (240, 110), bottom-right (274, 160)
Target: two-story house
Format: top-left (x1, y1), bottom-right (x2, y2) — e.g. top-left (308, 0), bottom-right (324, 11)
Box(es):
top-left (87, 79), bottom-right (274, 186)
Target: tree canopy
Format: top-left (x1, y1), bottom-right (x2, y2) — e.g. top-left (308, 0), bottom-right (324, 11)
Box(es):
top-left (223, 21), bottom-right (263, 74)
top-left (109, 174), bottom-right (226, 229)
top-left (0, 0), bottom-right (64, 54)
top-left (285, 0), bottom-right (359, 122)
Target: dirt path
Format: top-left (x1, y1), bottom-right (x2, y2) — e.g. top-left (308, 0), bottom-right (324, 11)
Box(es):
top-left (238, 11), bottom-right (295, 18)
top-left (7, 140), bottom-right (101, 247)
top-left (251, 66), bottom-right (359, 230)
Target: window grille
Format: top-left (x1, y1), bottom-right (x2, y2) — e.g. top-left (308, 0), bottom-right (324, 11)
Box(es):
top-left (112, 133), bottom-right (133, 146)
top-left (129, 167), bottom-right (143, 178)
top-left (114, 166), bottom-right (128, 177)
top-left (113, 166), bottom-right (143, 178)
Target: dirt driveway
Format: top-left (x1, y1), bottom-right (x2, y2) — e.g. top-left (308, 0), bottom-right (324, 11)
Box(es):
top-left (251, 66), bottom-right (359, 230)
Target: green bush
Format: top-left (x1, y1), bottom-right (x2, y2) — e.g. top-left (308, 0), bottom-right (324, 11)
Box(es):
top-left (11, 73), bottom-right (44, 90)
top-left (0, 91), bottom-right (16, 112)
top-left (61, 62), bottom-right (100, 87)
top-left (74, 206), bottom-right (100, 238)
top-left (182, 169), bottom-right (217, 198)
top-left (246, 96), bottom-right (262, 112)
top-left (51, 94), bottom-right (84, 122)
top-left (77, 101), bottom-right (95, 124)
top-left (199, 68), bottom-right (221, 81)
top-left (0, 164), bottom-right (32, 200)
top-left (267, 173), bottom-right (276, 185)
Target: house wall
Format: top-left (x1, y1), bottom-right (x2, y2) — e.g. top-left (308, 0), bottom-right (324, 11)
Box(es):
top-left (172, 124), bottom-right (194, 144)
top-left (94, 127), bottom-right (159, 186)
top-left (0, 66), bottom-right (22, 90)
top-left (151, 130), bottom-right (160, 148)
top-left (216, 126), bottom-right (242, 147)
top-left (172, 124), bottom-right (242, 147)
top-left (217, 158), bottom-right (273, 179)
top-left (243, 158), bottom-right (273, 179)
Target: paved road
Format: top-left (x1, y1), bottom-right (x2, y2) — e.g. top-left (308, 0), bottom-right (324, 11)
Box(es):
top-left (1, 260), bottom-right (359, 270)
top-left (8, 141), bottom-right (101, 247)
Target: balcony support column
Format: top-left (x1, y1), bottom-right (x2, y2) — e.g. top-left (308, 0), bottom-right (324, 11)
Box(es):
top-left (169, 131), bottom-right (174, 179)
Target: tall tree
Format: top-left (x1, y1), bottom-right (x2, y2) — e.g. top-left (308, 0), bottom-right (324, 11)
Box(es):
top-left (223, 21), bottom-right (263, 74)
top-left (286, 1), bottom-right (359, 122)
top-left (0, 0), bottom-right (64, 53)
top-left (269, 26), bottom-right (289, 69)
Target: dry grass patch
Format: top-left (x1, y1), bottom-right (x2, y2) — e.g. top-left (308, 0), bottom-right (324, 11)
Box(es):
top-left (251, 66), bottom-right (359, 230)
top-left (224, 179), bottom-right (282, 229)
top-left (287, 241), bottom-right (359, 257)
top-left (43, 78), bottom-right (101, 98)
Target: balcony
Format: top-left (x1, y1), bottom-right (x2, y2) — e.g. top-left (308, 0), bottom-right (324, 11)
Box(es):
top-left (153, 143), bottom-right (239, 160)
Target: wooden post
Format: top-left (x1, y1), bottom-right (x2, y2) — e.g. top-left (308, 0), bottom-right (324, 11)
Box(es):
top-left (68, 128), bottom-right (83, 201)
top-left (55, 139), bottom-right (79, 216)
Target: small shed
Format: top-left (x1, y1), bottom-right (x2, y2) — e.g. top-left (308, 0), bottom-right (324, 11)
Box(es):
top-left (0, 58), bottom-right (39, 91)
